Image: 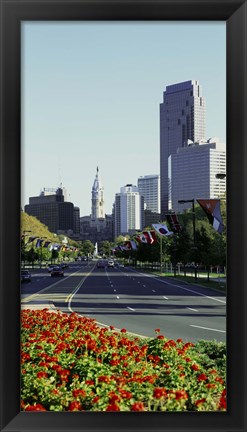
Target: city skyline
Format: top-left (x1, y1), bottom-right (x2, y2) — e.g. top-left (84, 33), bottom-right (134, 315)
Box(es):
top-left (22, 22), bottom-right (226, 215)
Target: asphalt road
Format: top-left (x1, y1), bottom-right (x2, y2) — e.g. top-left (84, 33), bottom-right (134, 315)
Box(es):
top-left (21, 261), bottom-right (226, 343)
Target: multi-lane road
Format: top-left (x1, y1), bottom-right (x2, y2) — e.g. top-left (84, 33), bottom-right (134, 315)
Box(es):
top-left (21, 261), bottom-right (226, 343)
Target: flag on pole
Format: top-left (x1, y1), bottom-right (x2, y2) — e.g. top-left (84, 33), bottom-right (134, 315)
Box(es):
top-left (35, 239), bottom-right (42, 248)
top-left (129, 240), bottom-right (137, 250)
top-left (124, 240), bottom-right (138, 250)
top-left (143, 231), bottom-right (157, 244)
top-left (197, 199), bottom-right (224, 234)
top-left (136, 233), bottom-right (148, 244)
top-left (152, 223), bottom-right (173, 237)
top-left (27, 236), bottom-right (38, 243)
top-left (43, 241), bottom-right (51, 248)
top-left (165, 213), bottom-right (182, 232)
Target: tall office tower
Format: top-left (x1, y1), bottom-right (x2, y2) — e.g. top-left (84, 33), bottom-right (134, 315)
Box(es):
top-left (25, 187), bottom-right (74, 233)
top-left (91, 166), bottom-right (105, 221)
top-left (137, 175), bottom-right (161, 214)
top-left (160, 80), bottom-right (206, 215)
top-left (114, 184), bottom-right (144, 238)
top-left (73, 206), bottom-right (80, 236)
top-left (168, 138), bottom-right (226, 212)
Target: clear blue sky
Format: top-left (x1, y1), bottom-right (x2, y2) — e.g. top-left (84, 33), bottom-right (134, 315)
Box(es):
top-left (21, 21), bottom-right (226, 215)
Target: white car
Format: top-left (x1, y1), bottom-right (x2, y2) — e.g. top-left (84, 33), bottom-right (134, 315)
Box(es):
top-left (107, 260), bottom-right (114, 268)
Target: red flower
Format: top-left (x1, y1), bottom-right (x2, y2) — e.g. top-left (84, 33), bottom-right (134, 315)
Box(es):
top-left (120, 328), bottom-right (127, 333)
top-left (98, 375), bottom-right (111, 384)
top-left (153, 387), bottom-right (167, 399)
top-left (175, 390), bottom-right (188, 400)
top-left (155, 328), bottom-right (160, 333)
top-left (218, 395), bottom-right (227, 410)
top-left (206, 383), bottom-right (216, 389)
top-left (157, 335), bottom-right (164, 340)
top-left (191, 364), bottom-right (200, 371)
top-left (25, 403), bottom-right (46, 411)
top-left (72, 389), bottom-right (86, 398)
top-left (119, 389), bottom-right (132, 399)
top-left (92, 396), bottom-right (100, 404)
top-left (215, 377), bottom-right (224, 384)
top-left (197, 373), bottom-right (208, 382)
top-left (37, 371), bottom-right (48, 379)
top-left (195, 398), bottom-right (206, 406)
top-left (68, 401), bottom-right (83, 411)
top-left (131, 402), bottom-right (145, 411)
top-left (106, 403), bottom-right (120, 411)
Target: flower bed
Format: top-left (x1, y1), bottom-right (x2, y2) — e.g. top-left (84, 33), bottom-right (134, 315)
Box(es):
top-left (21, 309), bottom-right (226, 412)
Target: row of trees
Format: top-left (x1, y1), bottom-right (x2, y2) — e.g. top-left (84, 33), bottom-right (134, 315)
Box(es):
top-left (21, 201), bottom-right (226, 275)
top-left (113, 201), bottom-right (226, 279)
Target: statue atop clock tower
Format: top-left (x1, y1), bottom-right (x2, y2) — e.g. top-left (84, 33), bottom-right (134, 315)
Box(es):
top-left (91, 166), bottom-right (105, 221)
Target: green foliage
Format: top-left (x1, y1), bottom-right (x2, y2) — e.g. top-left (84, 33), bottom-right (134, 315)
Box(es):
top-left (99, 241), bottom-right (113, 257)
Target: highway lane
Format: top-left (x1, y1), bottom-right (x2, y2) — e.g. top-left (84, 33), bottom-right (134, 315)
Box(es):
top-left (21, 262), bottom-right (93, 305)
top-left (21, 262), bottom-right (226, 343)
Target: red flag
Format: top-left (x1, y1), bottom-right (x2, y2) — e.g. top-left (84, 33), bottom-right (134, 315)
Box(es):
top-left (197, 199), bottom-right (224, 234)
top-left (143, 231), bottom-right (157, 244)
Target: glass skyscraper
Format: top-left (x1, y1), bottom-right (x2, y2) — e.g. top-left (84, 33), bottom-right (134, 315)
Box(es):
top-left (137, 175), bottom-right (160, 214)
top-left (160, 80), bottom-right (206, 214)
top-left (168, 138), bottom-right (226, 212)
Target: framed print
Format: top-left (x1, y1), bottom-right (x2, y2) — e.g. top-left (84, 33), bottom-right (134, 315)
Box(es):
top-left (0, 0), bottom-right (246, 431)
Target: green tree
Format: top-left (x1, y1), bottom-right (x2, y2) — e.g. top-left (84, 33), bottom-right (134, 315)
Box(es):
top-left (81, 240), bottom-right (95, 256)
top-left (99, 241), bottom-right (113, 258)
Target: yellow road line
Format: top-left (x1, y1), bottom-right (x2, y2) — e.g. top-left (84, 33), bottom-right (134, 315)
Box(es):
top-left (22, 267), bottom-right (84, 303)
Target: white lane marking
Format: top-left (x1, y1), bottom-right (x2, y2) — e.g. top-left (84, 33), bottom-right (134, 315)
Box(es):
top-left (152, 290), bottom-right (156, 293)
top-left (127, 307), bottom-right (135, 311)
top-left (67, 266), bottom-right (96, 312)
top-left (76, 313), bottom-right (149, 339)
top-left (190, 324), bottom-right (226, 333)
top-left (129, 268), bottom-right (226, 304)
top-left (143, 285), bottom-right (146, 287)
top-left (163, 296), bottom-right (168, 300)
top-left (114, 289), bottom-right (116, 292)
top-left (187, 307), bottom-right (198, 312)
top-left (116, 296), bottom-right (120, 299)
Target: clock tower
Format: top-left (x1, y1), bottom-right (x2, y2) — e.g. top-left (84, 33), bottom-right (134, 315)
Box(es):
top-left (91, 166), bottom-right (105, 221)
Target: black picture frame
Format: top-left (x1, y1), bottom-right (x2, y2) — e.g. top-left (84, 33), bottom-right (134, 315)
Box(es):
top-left (0, 0), bottom-right (246, 431)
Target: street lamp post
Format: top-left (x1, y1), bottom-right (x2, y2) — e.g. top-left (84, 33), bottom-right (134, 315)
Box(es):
top-left (178, 199), bottom-right (197, 281)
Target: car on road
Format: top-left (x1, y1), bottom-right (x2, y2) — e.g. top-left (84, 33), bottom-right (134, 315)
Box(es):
top-left (51, 266), bottom-right (64, 277)
top-left (47, 265), bottom-right (57, 272)
top-left (97, 260), bottom-right (105, 269)
top-left (21, 270), bottom-right (31, 282)
top-left (107, 260), bottom-right (114, 268)
top-left (61, 263), bottom-right (69, 269)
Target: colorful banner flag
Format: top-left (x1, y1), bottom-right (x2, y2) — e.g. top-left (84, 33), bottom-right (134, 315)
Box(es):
top-left (129, 240), bottom-right (137, 250)
top-left (152, 223), bottom-right (173, 237)
top-left (43, 241), bottom-right (51, 248)
top-left (197, 199), bottom-right (224, 234)
top-left (27, 236), bottom-right (38, 243)
top-left (165, 213), bottom-right (182, 232)
top-left (143, 231), bottom-right (157, 244)
top-left (136, 234), bottom-right (148, 244)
